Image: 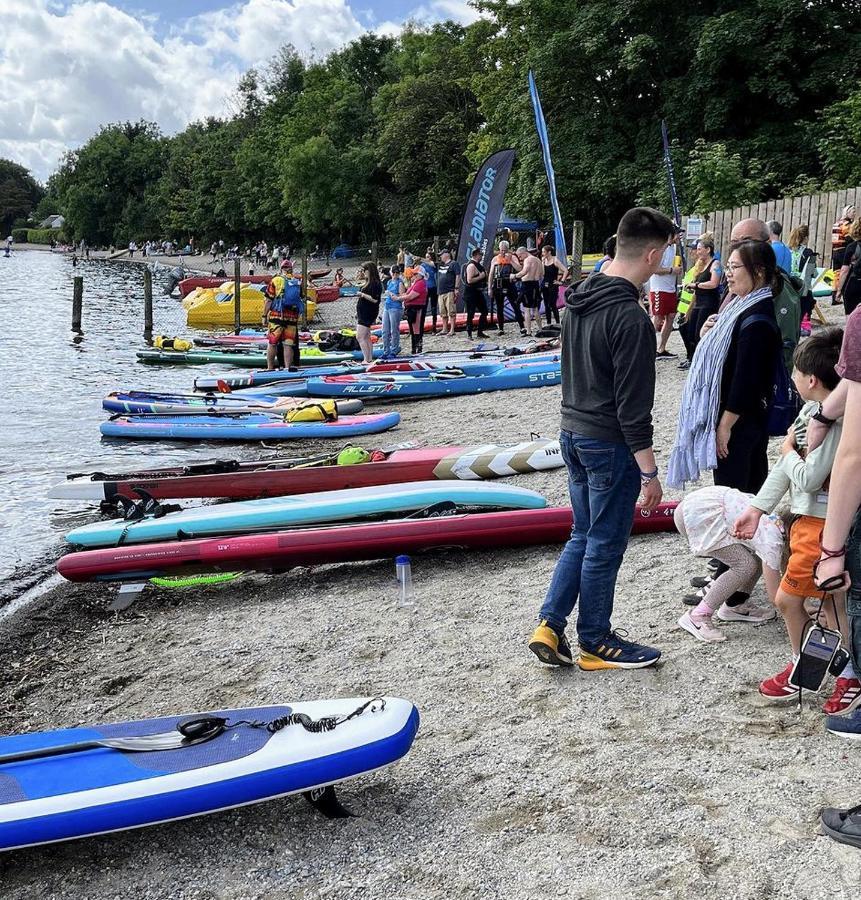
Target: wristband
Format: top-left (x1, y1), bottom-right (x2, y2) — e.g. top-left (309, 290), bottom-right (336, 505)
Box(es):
top-left (640, 468), bottom-right (658, 485)
top-left (812, 402), bottom-right (836, 427)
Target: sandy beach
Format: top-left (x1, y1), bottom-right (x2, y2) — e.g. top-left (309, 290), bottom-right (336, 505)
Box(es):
top-left (1, 297), bottom-right (858, 899)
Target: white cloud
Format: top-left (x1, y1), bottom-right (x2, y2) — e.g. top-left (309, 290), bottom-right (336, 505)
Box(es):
top-left (0, 0), bottom-right (484, 182)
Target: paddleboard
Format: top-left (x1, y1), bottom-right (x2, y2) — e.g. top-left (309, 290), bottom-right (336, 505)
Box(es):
top-left (102, 391), bottom-right (364, 417)
top-left (63, 481), bottom-right (547, 548)
top-left (137, 347), bottom-right (384, 367)
top-left (99, 411), bottom-right (401, 441)
top-left (0, 697), bottom-right (418, 852)
top-left (304, 361), bottom-right (561, 399)
top-left (57, 503), bottom-right (678, 583)
top-left (51, 440), bottom-right (563, 503)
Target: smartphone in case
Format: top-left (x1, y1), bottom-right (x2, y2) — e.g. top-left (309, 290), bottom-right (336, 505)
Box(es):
top-left (789, 625), bottom-right (842, 692)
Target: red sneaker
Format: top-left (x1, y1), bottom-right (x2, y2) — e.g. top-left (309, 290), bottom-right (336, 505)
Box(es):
top-left (759, 662), bottom-right (799, 702)
top-left (823, 678), bottom-right (861, 715)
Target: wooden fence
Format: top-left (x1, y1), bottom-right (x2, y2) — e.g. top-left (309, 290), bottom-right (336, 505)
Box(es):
top-left (688, 186), bottom-right (860, 267)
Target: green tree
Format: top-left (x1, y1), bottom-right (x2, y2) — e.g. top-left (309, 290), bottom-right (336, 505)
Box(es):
top-left (818, 88), bottom-right (861, 189)
top-left (55, 121), bottom-right (166, 244)
top-left (0, 159), bottom-right (43, 233)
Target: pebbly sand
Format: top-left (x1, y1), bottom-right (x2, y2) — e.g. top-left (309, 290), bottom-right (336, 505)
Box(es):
top-left (1, 297), bottom-right (859, 900)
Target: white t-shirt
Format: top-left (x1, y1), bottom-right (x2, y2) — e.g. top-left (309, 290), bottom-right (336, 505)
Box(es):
top-left (648, 245), bottom-right (677, 294)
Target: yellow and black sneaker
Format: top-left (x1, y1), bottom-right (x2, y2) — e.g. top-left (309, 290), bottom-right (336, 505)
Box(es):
top-left (577, 630), bottom-right (661, 670)
top-left (528, 620), bottom-right (574, 667)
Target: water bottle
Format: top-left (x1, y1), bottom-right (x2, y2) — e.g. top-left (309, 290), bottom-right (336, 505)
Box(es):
top-left (395, 555), bottom-right (415, 609)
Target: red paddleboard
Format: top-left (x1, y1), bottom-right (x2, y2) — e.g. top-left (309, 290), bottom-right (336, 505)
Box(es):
top-left (51, 439), bottom-right (563, 503)
top-left (56, 503), bottom-right (678, 583)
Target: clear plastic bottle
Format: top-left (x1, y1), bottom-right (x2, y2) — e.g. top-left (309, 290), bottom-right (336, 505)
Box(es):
top-left (395, 555), bottom-right (415, 608)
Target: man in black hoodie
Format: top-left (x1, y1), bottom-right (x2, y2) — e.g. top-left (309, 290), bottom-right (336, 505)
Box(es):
top-left (529, 207), bottom-right (676, 671)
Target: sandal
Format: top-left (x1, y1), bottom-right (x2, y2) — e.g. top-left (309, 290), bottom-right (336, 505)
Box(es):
top-left (821, 804), bottom-right (861, 849)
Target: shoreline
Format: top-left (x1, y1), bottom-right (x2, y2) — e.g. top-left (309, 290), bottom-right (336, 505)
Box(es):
top-left (1, 297), bottom-right (858, 898)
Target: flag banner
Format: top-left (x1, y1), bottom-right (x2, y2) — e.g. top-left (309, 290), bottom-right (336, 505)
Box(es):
top-left (456, 148), bottom-right (516, 272)
top-left (661, 119), bottom-right (686, 267)
top-left (529, 71), bottom-right (567, 263)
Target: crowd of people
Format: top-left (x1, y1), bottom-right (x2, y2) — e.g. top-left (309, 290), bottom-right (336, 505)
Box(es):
top-left (524, 205), bottom-right (861, 848)
top-left (346, 241), bottom-right (570, 363)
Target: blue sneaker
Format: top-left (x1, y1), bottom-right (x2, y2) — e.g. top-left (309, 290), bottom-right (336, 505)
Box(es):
top-left (578, 630), bottom-right (661, 670)
top-left (826, 706), bottom-right (861, 741)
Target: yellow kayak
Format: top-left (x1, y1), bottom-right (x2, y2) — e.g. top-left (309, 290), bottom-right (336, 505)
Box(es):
top-left (186, 282), bottom-right (317, 327)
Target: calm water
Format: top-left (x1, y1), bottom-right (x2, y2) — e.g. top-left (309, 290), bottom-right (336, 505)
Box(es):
top-left (0, 250), bottom-right (246, 599)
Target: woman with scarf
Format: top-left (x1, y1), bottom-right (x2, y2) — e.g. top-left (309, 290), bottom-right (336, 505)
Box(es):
top-left (668, 240), bottom-right (782, 621)
top-left (668, 240), bottom-right (782, 494)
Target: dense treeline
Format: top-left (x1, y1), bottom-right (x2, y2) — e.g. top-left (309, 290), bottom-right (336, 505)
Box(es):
top-left (31, 1), bottom-right (861, 248)
top-left (0, 159), bottom-right (44, 234)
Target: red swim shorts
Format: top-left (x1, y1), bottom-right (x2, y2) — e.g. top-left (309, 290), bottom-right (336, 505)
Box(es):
top-left (649, 291), bottom-right (678, 317)
top-left (267, 314), bottom-right (298, 345)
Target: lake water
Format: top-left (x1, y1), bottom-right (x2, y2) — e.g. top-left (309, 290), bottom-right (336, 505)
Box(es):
top-left (0, 250), bottom-right (244, 602)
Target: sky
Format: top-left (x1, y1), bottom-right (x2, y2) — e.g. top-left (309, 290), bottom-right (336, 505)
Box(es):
top-left (1, 0), bottom-right (482, 183)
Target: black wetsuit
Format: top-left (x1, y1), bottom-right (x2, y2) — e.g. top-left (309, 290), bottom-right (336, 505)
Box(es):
top-left (464, 261), bottom-right (488, 337)
top-left (542, 262), bottom-right (560, 323)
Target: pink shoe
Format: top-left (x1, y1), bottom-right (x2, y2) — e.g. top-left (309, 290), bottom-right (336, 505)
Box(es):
top-left (800, 314), bottom-right (812, 336)
top-left (678, 611), bottom-right (726, 642)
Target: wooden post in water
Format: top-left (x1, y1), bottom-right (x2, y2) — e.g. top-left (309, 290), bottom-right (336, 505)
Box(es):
top-left (233, 258), bottom-right (242, 334)
top-left (143, 267), bottom-right (153, 336)
top-left (570, 221), bottom-right (584, 280)
top-left (299, 250), bottom-right (308, 326)
top-left (72, 276), bottom-right (83, 331)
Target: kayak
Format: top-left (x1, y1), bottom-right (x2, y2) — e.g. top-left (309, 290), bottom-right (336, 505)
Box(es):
top-left (99, 411), bottom-right (401, 441)
top-left (303, 361), bottom-right (561, 399)
top-left (51, 439), bottom-right (564, 503)
top-left (57, 503), bottom-right (677, 583)
top-left (185, 285), bottom-right (318, 327)
top-left (137, 346), bottom-right (384, 367)
top-left (0, 696), bottom-right (418, 852)
top-left (63, 481), bottom-right (547, 548)
top-left (178, 274), bottom-right (271, 298)
top-left (102, 391), bottom-right (364, 417)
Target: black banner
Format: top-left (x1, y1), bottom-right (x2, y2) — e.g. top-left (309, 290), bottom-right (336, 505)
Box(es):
top-left (456, 149), bottom-right (516, 272)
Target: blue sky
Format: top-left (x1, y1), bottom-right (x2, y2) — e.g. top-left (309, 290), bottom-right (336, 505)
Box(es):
top-left (5, 0), bottom-right (480, 180)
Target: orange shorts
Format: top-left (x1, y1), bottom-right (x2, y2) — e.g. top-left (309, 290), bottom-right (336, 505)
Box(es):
top-left (780, 515), bottom-right (823, 597)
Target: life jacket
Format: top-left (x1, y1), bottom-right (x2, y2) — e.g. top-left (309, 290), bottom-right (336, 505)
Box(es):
top-left (337, 446), bottom-right (370, 466)
top-left (492, 254), bottom-right (514, 288)
top-left (285, 400), bottom-right (338, 423)
top-left (677, 264), bottom-right (699, 315)
top-left (267, 276), bottom-right (303, 317)
top-left (154, 335), bottom-right (192, 352)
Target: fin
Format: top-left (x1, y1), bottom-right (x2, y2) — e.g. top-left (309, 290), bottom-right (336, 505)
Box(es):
top-left (302, 784), bottom-right (353, 819)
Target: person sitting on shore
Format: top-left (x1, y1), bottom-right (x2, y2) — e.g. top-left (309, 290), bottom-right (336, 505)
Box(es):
top-left (334, 268), bottom-right (351, 290)
top-left (733, 328), bottom-right (857, 711)
top-left (675, 486), bottom-right (781, 642)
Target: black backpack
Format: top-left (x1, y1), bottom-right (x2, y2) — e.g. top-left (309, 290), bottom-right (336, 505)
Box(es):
top-left (840, 243), bottom-right (861, 298)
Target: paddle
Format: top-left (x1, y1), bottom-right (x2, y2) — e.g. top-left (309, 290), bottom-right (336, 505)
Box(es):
top-left (0, 717), bottom-right (225, 766)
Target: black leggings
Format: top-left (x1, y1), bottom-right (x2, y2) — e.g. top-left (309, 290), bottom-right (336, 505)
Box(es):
top-left (800, 291), bottom-right (815, 319)
top-left (687, 300), bottom-right (719, 357)
top-left (542, 284), bottom-right (560, 322)
top-left (406, 306), bottom-right (424, 354)
top-left (465, 293), bottom-right (488, 337)
top-left (491, 285), bottom-right (522, 329)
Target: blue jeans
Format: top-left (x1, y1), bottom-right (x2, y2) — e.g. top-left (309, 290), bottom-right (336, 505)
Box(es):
top-left (539, 431), bottom-right (641, 647)
top-left (382, 306), bottom-right (402, 356)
